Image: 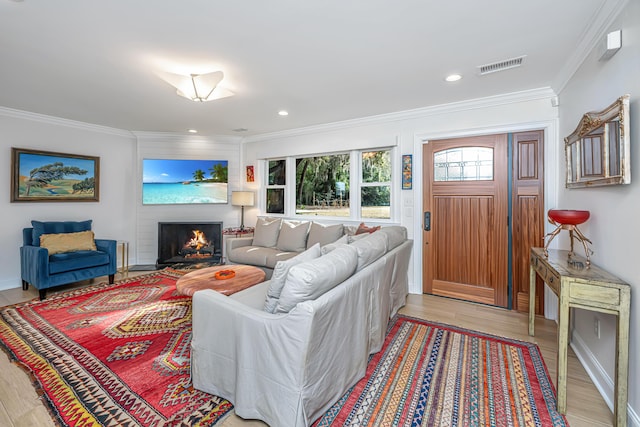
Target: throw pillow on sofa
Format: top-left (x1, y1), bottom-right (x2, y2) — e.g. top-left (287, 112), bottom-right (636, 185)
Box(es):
top-left (349, 231), bottom-right (389, 271)
top-left (276, 220), bottom-right (310, 252)
top-left (275, 244), bottom-right (358, 313)
top-left (355, 222), bottom-right (381, 235)
top-left (40, 230), bottom-right (97, 255)
top-left (306, 222), bottom-right (344, 248)
top-left (319, 234), bottom-right (349, 255)
top-left (252, 217), bottom-right (282, 248)
top-left (263, 243), bottom-right (321, 313)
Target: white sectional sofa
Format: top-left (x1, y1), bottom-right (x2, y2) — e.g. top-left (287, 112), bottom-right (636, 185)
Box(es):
top-left (191, 225), bottom-right (412, 427)
top-left (226, 217), bottom-right (366, 279)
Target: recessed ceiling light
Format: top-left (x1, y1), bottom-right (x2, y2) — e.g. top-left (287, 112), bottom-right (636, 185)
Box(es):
top-left (278, 110), bottom-right (289, 116)
top-left (445, 74), bottom-right (462, 82)
top-left (187, 129), bottom-right (198, 133)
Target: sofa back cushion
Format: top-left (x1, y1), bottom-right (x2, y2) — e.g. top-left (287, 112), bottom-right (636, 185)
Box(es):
top-left (349, 231), bottom-right (389, 271)
top-left (31, 220), bottom-right (93, 246)
top-left (379, 226), bottom-right (407, 251)
top-left (252, 217), bottom-right (282, 248)
top-left (319, 234), bottom-right (349, 255)
top-left (263, 243), bottom-right (321, 313)
top-left (276, 220), bottom-right (310, 252)
top-left (306, 222), bottom-right (344, 248)
top-left (40, 230), bottom-right (97, 255)
top-left (275, 244), bottom-right (357, 313)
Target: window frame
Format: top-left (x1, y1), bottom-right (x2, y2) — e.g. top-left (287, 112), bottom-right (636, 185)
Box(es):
top-left (265, 158), bottom-right (287, 215)
top-left (359, 149), bottom-right (393, 220)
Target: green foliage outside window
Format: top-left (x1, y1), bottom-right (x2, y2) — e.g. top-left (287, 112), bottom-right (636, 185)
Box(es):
top-left (295, 154), bottom-right (350, 209)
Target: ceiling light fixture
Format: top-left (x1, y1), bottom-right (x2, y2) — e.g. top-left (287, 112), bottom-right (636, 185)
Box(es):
top-left (278, 110), bottom-right (289, 116)
top-left (188, 129), bottom-right (198, 134)
top-left (445, 74), bottom-right (462, 82)
top-left (159, 70), bottom-right (234, 102)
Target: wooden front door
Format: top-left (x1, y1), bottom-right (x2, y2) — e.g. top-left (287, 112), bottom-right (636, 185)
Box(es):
top-left (422, 134), bottom-right (509, 307)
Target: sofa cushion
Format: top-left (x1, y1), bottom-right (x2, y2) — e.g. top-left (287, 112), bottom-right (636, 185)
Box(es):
top-left (31, 220), bottom-right (92, 247)
top-left (319, 234), bottom-right (349, 255)
top-left (264, 243), bottom-right (321, 313)
top-left (276, 220), bottom-right (310, 252)
top-left (49, 250), bottom-right (110, 274)
top-left (265, 251), bottom-right (299, 269)
top-left (306, 222), bottom-right (344, 248)
top-left (228, 246), bottom-right (273, 266)
top-left (275, 244), bottom-right (358, 313)
top-left (252, 217), bottom-right (282, 248)
top-left (349, 231), bottom-right (389, 271)
top-left (379, 226), bottom-right (407, 251)
top-left (40, 230), bottom-right (97, 255)
top-left (348, 233), bottom-right (370, 243)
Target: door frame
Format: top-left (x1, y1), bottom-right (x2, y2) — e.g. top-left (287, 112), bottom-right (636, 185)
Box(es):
top-left (412, 120), bottom-right (558, 317)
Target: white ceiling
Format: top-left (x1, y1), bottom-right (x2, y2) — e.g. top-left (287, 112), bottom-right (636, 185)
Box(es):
top-left (0, 0), bottom-right (624, 137)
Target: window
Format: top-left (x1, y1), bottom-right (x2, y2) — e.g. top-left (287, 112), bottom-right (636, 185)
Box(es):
top-left (265, 148), bottom-right (395, 220)
top-left (266, 159), bottom-right (285, 214)
top-left (295, 153), bottom-right (350, 217)
top-left (433, 147), bottom-right (493, 181)
top-left (361, 150), bottom-right (391, 219)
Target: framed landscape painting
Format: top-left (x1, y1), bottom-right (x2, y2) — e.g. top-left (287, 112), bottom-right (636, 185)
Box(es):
top-left (11, 148), bottom-right (100, 202)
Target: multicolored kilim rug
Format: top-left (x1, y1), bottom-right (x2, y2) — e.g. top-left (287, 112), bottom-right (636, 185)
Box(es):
top-left (314, 315), bottom-right (569, 427)
top-left (0, 271), bottom-right (232, 426)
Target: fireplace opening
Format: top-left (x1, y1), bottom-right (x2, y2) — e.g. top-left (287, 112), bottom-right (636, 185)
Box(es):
top-left (157, 222), bottom-right (223, 268)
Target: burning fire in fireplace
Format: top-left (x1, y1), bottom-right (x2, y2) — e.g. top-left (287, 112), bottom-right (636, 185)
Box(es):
top-left (157, 221), bottom-right (222, 268)
top-left (180, 229), bottom-right (214, 259)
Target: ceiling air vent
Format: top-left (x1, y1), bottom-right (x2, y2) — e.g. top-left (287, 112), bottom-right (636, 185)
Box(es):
top-left (477, 55), bottom-right (526, 75)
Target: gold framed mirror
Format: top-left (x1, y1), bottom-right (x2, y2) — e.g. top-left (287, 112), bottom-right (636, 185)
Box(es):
top-left (565, 94), bottom-right (630, 188)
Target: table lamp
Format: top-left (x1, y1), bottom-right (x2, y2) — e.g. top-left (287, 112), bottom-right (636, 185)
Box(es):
top-left (231, 191), bottom-right (255, 231)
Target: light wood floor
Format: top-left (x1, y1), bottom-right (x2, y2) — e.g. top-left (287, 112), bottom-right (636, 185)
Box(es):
top-left (0, 272), bottom-right (614, 427)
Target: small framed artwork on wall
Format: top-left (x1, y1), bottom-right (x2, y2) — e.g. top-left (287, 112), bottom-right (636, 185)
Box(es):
top-left (246, 165), bottom-right (255, 182)
top-left (402, 154), bottom-right (412, 190)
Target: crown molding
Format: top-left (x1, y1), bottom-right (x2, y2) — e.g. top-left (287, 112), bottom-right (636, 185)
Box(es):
top-left (132, 131), bottom-right (242, 144)
top-left (0, 105), bottom-right (134, 138)
top-left (553, 0), bottom-right (629, 94)
top-left (244, 87), bottom-right (556, 143)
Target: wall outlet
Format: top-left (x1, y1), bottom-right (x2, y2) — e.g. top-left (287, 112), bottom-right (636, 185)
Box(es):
top-left (594, 317), bottom-right (601, 339)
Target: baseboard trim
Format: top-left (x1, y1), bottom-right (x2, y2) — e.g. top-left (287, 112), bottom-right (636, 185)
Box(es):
top-left (0, 278), bottom-right (21, 292)
top-left (571, 331), bottom-right (640, 426)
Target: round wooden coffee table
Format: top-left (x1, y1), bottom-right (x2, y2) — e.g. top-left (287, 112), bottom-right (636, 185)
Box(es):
top-left (176, 264), bottom-right (266, 297)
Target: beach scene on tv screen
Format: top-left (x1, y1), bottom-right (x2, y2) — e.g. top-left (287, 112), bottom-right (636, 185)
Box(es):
top-left (142, 159), bottom-right (228, 204)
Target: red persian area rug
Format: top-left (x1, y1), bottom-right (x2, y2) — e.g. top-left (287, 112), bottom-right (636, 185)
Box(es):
top-left (314, 315), bottom-right (569, 427)
top-left (0, 271), bottom-right (232, 427)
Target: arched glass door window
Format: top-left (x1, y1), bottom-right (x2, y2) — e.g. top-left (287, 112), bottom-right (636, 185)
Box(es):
top-left (433, 147), bottom-right (493, 181)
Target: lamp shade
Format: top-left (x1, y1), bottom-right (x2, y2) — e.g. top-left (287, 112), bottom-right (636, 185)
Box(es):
top-left (231, 191), bottom-right (255, 207)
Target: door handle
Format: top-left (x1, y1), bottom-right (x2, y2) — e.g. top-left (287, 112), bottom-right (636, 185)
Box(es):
top-left (424, 212), bottom-right (431, 231)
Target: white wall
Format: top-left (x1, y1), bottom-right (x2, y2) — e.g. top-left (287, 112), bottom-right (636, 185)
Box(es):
top-left (0, 112), bottom-right (246, 289)
top-left (244, 88), bottom-right (559, 295)
top-left (0, 108), bottom-right (137, 291)
top-left (557, 0), bottom-right (639, 422)
top-left (134, 133), bottom-right (244, 265)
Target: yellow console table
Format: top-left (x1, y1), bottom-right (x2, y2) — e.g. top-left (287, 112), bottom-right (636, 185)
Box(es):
top-left (529, 247), bottom-right (630, 427)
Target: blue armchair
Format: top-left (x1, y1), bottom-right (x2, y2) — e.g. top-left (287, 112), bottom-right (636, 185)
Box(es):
top-left (20, 220), bottom-right (117, 300)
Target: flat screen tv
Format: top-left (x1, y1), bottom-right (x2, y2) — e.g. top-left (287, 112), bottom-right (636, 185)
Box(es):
top-left (142, 159), bottom-right (228, 205)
